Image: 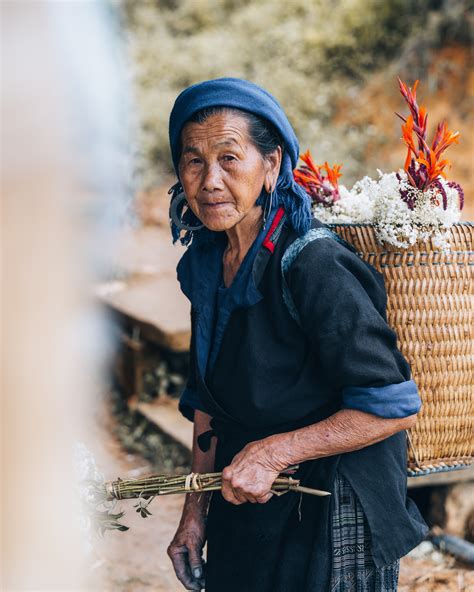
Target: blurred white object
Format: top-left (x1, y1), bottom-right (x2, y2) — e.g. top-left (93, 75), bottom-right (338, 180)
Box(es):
top-left (2, 0), bottom-right (134, 588)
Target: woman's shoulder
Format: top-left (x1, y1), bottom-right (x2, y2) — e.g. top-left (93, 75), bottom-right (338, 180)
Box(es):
top-left (281, 219), bottom-right (387, 314)
top-left (281, 218), bottom-right (375, 278)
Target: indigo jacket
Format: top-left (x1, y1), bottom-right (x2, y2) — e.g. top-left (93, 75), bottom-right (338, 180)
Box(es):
top-left (176, 205), bottom-right (428, 591)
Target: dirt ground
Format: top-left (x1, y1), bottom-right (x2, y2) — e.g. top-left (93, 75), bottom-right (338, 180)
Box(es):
top-left (86, 398), bottom-right (185, 592)
top-left (87, 397), bottom-right (474, 592)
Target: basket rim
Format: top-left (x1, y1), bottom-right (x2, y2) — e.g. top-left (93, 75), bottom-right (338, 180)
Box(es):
top-left (326, 221), bottom-right (474, 227)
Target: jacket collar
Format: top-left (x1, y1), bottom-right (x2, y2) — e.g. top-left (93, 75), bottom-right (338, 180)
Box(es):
top-left (176, 204), bottom-right (287, 313)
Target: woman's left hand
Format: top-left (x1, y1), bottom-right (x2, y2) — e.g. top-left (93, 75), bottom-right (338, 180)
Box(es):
top-left (220, 438), bottom-right (288, 505)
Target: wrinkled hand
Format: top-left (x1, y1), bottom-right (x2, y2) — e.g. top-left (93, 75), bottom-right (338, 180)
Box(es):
top-left (167, 507), bottom-right (207, 590)
top-left (221, 438), bottom-right (288, 505)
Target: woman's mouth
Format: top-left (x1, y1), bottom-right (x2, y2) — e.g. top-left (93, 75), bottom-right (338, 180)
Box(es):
top-left (202, 202), bottom-right (229, 208)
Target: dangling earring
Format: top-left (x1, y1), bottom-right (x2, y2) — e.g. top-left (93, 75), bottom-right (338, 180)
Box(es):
top-left (262, 188), bottom-right (274, 229)
top-left (169, 191), bottom-right (205, 231)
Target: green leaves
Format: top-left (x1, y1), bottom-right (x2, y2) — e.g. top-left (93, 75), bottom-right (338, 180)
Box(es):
top-left (92, 509), bottom-right (130, 536)
top-left (134, 503), bottom-right (153, 518)
top-left (133, 494), bottom-right (156, 519)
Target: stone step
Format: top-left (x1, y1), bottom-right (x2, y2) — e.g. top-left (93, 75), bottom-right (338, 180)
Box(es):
top-left (133, 395), bottom-right (193, 451)
top-left (96, 224), bottom-right (191, 353)
top-left (98, 275), bottom-right (191, 352)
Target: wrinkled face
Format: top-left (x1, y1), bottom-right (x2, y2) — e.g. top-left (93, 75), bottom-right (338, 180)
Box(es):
top-left (178, 112), bottom-right (270, 232)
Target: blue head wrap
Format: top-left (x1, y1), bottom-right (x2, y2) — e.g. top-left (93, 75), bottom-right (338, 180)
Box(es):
top-left (168, 77), bottom-right (312, 245)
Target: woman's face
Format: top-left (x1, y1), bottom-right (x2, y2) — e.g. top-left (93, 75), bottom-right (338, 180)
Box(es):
top-left (178, 111), bottom-right (280, 232)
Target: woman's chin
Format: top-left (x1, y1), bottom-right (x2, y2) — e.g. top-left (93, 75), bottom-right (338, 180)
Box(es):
top-left (204, 220), bottom-right (235, 232)
top-left (199, 209), bottom-right (239, 232)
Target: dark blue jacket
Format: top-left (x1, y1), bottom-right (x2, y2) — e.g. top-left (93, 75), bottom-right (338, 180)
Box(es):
top-left (176, 206), bottom-right (428, 590)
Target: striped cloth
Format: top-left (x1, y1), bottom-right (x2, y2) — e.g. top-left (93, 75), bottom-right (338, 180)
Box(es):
top-left (330, 471), bottom-right (400, 592)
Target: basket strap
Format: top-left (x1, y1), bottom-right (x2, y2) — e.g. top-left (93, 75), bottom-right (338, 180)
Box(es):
top-left (281, 227), bottom-right (356, 327)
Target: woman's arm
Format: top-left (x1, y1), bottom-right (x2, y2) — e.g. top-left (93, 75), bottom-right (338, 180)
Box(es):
top-left (264, 408), bottom-right (417, 467)
top-left (220, 409), bottom-right (416, 505)
top-left (184, 409), bottom-right (217, 514)
top-left (167, 409), bottom-right (217, 590)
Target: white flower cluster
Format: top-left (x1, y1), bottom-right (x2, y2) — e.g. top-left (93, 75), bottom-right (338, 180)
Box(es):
top-left (75, 441), bottom-right (105, 489)
top-left (74, 442), bottom-right (107, 552)
top-left (312, 169), bottom-right (463, 253)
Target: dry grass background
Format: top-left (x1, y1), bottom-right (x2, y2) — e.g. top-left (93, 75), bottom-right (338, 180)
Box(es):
top-left (116, 0), bottom-right (472, 220)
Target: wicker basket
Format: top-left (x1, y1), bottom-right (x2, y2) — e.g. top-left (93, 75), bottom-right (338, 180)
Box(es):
top-left (328, 222), bottom-right (474, 476)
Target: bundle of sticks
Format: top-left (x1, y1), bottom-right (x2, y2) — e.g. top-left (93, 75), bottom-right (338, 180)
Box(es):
top-left (103, 467), bottom-right (331, 502)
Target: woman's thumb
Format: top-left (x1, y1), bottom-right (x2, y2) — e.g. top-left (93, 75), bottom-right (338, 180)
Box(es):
top-left (187, 546), bottom-right (203, 579)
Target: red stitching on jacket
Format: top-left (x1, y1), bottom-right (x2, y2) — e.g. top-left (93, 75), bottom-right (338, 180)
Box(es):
top-left (262, 206), bottom-right (285, 253)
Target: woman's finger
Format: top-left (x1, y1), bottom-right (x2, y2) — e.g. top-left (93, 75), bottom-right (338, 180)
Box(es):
top-left (256, 491), bottom-right (274, 504)
top-left (187, 544), bottom-right (204, 583)
top-left (220, 477), bottom-right (245, 505)
top-left (168, 546), bottom-right (202, 590)
top-left (233, 486), bottom-right (260, 504)
top-left (194, 558), bottom-right (206, 589)
top-left (231, 487), bottom-right (249, 504)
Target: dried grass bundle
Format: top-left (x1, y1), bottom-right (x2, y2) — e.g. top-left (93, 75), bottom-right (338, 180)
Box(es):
top-left (103, 469), bottom-right (331, 502)
top-left (84, 468), bottom-right (330, 531)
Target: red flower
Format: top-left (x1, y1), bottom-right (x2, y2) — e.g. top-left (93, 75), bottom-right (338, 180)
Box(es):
top-left (294, 150), bottom-right (342, 206)
top-left (396, 77), bottom-right (461, 194)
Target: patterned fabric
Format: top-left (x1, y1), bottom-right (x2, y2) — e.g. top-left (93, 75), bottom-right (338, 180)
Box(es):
top-left (330, 471), bottom-right (400, 592)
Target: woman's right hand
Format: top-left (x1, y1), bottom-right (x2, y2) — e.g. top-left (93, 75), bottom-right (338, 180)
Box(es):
top-left (167, 502), bottom-right (207, 591)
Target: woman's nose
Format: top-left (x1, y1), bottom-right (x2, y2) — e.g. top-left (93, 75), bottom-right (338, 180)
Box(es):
top-left (202, 162), bottom-right (224, 192)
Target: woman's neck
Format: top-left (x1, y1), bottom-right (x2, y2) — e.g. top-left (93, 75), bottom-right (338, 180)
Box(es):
top-left (223, 204), bottom-right (263, 263)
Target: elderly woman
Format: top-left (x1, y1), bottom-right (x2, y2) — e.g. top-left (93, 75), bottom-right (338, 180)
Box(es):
top-left (166, 78), bottom-right (428, 592)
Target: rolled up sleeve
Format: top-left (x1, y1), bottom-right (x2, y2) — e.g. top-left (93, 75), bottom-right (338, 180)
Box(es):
top-left (179, 385), bottom-right (207, 422)
top-left (341, 380), bottom-right (421, 418)
top-left (287, 237), bottom-right (422, 419)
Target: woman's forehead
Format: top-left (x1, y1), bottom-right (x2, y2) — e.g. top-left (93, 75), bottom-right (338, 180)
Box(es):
top-left (181, 111), bottom-right (251, 147)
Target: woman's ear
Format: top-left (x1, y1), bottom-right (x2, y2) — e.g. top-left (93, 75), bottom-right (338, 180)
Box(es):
top-left (264, 173), bottom-right (272, 194)
top-left (264, 146), bottom-right (282, 192)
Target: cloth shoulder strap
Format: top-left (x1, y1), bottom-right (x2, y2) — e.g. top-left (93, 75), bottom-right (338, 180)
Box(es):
top-left (281, 227), bottom-right (358, 327)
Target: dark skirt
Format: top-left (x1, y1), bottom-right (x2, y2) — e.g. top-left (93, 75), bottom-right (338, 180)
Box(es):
top-left (205, 465), bottom-right (400, 592)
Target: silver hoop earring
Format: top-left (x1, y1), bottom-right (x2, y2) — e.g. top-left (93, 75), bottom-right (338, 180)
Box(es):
top-left (262, 189), bottom-right (274, 229)
top-left (169, 192), bottom-right (205, 231)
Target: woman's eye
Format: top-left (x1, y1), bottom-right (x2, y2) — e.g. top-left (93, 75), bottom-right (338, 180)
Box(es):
top-left (222, 155), bottom-right (236, 162)
top-left (188, 158), bottom-right (202, 165)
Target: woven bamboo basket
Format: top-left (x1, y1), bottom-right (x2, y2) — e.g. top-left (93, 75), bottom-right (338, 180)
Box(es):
top-left (328, 222), bottom-right (474, 476)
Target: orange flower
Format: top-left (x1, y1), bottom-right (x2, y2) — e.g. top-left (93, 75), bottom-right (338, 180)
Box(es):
top-left (294, 150), bottom-right (342, 206)
top-left (299, 150), bottom-right (323, 181)
top-left (431, 120), bottom-right (460, 158)
top-left (323, 162), bottom-right (342, 188)
top-left (293, 169), bottom-right (319, 186)
top-left (401, 114), bottom-right (419, 171)
top-left (396, 77), bottom-right (460, 189)
top-left (398, 77), bottom-right (419, 115)
top-left (416, 151), bottom-right (451, 180)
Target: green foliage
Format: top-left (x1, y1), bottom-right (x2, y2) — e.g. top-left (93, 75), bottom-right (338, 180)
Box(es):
top-left (93, 508), bottom-right (129, 535)
top-left (318, 0), bottom-right (421, 77)
top-left (117, 0), bottom-right (469, 189)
